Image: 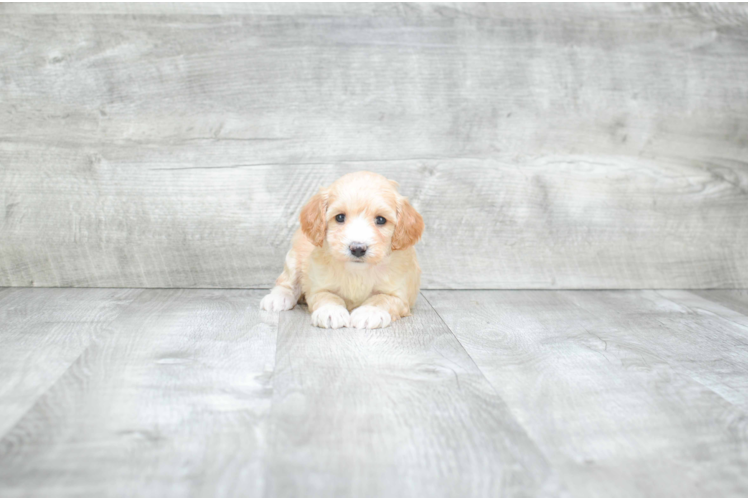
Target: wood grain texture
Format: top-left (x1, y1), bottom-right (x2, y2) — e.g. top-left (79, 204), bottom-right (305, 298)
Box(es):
top-left (424, 289), bottom-right (748, 497)
top-left (2, 153), bottom-right (747, 289)
top-left (0, 289), bottom-right (276, 497)
top-left (0, 290), bottom-right (564, 497)
top-left (4, 2), bottom-right (748, 21)
top-left (264, 297), bottom-right (562, 497)
top-left (2, 288), bottom-right (748, 496)
top-left (0, 287), bottom-right (140, 439)
top-left (694, 289), bottom-right (748, 317)
top-left (2, 3), bottom-right (748, 288)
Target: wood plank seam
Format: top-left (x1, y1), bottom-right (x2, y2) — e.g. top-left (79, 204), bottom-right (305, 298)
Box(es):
top-left (262, 295), bottom-right (566, 496)
top-left (421, 289), bottom-right (748, 496)
top-left (664, 290), bottom-right (748, 334)
top-left (419, 291), bottom-right (499, 386)
top-left (417, 291), bottom-right (563, 485)
top-left (0, 289), bottom-right (146, 444)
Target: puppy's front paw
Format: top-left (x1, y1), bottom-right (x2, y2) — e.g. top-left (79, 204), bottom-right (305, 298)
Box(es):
top-left (311, 304), bottom-right (351, 329)
top-left (260, 289), bottom-right (296, 312)
top-left (350, 305), bottom-right (391, 329)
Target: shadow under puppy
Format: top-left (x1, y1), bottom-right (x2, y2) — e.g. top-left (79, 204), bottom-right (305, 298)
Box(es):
top-left (261, 171), bottom-right (424, 329)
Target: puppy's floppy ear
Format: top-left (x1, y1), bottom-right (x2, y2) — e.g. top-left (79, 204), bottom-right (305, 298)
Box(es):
top-left (391, 197), bottom-right (424, 251)
top-left (300, 189), bottom-right (327, 247)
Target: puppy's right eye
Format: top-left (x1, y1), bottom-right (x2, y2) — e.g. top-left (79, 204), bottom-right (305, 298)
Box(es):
top-left (335, 214), bottom-right (345, 223)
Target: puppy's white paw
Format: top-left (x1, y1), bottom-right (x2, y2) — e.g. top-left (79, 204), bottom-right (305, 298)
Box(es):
top-left (350, 305), bottom-right (391, 329)
top-left (311, 304), bottom-right (351, 329)
top-left (260, 289), bottom-right (296, 312)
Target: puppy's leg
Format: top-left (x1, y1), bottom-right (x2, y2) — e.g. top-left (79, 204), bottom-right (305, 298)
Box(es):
top-left (350, 294), bottom-right (409, 329)
top-left (307, 291), bottom-right (351, 329)
top-left (260, 249), bottom-right (301, 312)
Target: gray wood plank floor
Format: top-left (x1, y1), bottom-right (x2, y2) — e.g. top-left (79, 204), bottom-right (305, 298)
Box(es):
top-left (422, 290), bottom-right (748, 497)
top-left (0, 288), bottom-right (747, 496)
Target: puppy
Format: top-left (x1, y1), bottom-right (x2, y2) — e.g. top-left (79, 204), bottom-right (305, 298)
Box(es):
top-left (260, 171), bottom-right (424, 329)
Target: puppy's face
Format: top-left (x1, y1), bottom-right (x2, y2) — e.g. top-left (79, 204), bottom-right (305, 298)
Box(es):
top-left (300, 172), bottom-right (424, 264)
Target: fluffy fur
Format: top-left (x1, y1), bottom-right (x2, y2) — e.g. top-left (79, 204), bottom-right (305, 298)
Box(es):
top-left (260, 171), bottom-right (424, 329)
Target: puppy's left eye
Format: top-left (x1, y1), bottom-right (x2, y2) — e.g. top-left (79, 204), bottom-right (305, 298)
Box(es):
top-left (375, 216), bottom-right (386, 225)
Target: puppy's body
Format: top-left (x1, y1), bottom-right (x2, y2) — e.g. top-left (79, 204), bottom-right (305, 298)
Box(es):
top-left (261, 171), bottom-right (423, 329)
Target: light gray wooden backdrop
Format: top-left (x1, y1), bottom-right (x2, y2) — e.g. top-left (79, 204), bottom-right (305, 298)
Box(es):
top-left (1, 3), bottom-right (747, 289)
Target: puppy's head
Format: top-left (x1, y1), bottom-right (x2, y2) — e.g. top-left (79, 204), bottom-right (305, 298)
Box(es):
top-left (300, 171), bottom-right (424, 264)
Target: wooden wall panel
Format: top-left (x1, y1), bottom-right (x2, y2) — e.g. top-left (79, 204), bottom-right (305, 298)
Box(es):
top-left (1, 3), bottom-right (747, 288)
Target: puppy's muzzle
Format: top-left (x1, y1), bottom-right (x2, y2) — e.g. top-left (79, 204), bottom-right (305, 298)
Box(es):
top-left (349, 242), bottom-right (368, 258)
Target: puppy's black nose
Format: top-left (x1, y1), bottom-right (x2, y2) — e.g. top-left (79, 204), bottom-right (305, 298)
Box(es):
top-left (349, 243), bottom-right (367, 258)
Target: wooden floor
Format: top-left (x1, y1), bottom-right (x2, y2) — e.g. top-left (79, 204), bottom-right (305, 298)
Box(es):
top-left (1, 288), bottom-right (747, 497)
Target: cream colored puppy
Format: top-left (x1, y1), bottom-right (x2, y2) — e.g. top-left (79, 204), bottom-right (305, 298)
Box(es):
top-left (260, 171), bottom-right (424, 329)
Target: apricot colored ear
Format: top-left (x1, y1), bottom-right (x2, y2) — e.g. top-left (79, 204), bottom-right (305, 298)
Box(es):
top-left (391, 197), bottom-right (424, 251)
top-left (300, 190), bottom-right (327, 247)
